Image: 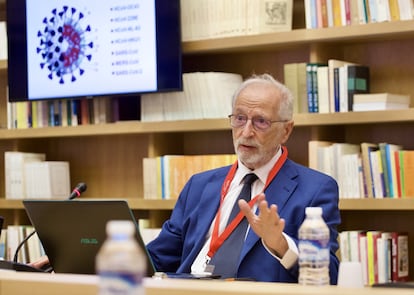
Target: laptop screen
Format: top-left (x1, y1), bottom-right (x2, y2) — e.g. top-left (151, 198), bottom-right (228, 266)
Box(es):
top-left (23, 199), bottom-right (156, 276)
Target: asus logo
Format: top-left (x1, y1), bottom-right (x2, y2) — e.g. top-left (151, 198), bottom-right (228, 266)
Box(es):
top-left (80, 238), bottom-right (99, 245)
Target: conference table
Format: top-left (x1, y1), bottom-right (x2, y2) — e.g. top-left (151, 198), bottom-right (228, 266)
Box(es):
top-left (0, 270), bottom-right (412, 295)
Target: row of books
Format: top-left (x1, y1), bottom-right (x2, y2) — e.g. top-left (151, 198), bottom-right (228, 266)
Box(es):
top-left (284, 59), bottom-right (411, 114)
top-left (304, 0), bottom-right (414, 29)
top-left (0, 225), bottom-right (45, 264)
top-left (339, 230), bottom-right (409, 285)
top-left (180, 0), bottom-right (293, 41)
top-left (7, 96), bottom-right (141, 129)
top-left (143, 154), bottom-right (237, 200)
top-left (309, 141), bottom-right (414, 198)
top-left (140, 72), bottom-right (243, 122)
top-left (4, 151), bottom-right (71, 200)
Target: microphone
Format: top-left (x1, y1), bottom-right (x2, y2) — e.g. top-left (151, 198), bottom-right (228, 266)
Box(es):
top-left (68, 182), bottom-right (87, 200)
top-left (8, 182), bottom-right (87, 272)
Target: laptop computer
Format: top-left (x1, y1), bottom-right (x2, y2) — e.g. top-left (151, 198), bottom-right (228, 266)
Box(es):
top-left (23, 199), bottom-right (156, 276)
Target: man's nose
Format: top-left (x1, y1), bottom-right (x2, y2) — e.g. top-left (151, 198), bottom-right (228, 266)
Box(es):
top-left (241, 119), bottom-right (255, 136)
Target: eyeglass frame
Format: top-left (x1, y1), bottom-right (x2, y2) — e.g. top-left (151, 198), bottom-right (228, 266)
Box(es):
top-left (228, 114), bottom-right (289, 131)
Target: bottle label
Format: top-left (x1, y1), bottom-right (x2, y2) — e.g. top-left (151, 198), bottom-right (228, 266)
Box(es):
top-left (298, 239), bottom-right (330, 266)
top-left (99, 271), bottom-right (144, 295)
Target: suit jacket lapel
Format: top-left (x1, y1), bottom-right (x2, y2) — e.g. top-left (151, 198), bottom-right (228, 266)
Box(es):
top-left (188, 168), bottom-right (229, 256)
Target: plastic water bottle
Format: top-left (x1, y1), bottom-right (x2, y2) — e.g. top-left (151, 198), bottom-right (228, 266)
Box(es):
top-left (298, 207), bottom-right (330, 285)
top-left (96, 220), bottom-right (146, 295)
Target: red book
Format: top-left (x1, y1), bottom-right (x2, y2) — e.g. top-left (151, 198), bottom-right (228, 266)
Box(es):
top-left (394, 151), bottom-right (402, 198)
top-left (391, 232), bottom-right (409, 282)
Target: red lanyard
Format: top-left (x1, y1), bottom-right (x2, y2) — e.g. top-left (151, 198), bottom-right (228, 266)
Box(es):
top-left (206, 146), bottom-right (288, 261)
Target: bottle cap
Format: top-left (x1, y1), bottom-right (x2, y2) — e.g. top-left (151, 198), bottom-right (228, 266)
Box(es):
top-left (305, 207), bottom-right (322, 216)
top-left (106, 220), bottom-right (135, 237)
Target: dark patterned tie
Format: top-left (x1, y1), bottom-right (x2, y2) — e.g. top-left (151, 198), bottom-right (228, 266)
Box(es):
top-left (209, 173), bottom-right (258, 278)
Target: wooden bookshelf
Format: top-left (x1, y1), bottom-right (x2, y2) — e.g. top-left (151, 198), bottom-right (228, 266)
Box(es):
top-left (0, 59), bottom-right (6, 70)
top-left (0, 108), bottom-right (413, 139)
top-left (182, 20), bottom-right (414, 54)
top-left (1, 0), bottom-right (414, 279)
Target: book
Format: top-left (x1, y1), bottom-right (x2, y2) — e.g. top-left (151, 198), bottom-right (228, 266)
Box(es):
top-left (308, 140), bottom-right (332, 170)
top-left (402, 150), bottom-right (414, 197)
top-left (377, 232), bottom-right (392, 283)
top-left (0, 21), bottom-right (7, 60)
top-left (331, 142), bottom-right (360, 182)
top-left (370, 149), bottom-right (386, 198)
top-left (24, 161), bottom-right (71, 199)
top-left (394, 150), bottom-right (403, 198)
top-left (359, 232), bottom-right (369, 285)
top-left (253, 0), bottom-right (294, 34)
top-left (388, 0), bottom-right (401, 21)
top-left (306, 63), bottom-right (319, 113)
top-left (360, 142), bottom-right (379, 198)
top-left (346, 65), bottom-right (370, 112)
top-left (328, 59), bottom-right (357, 112)
top-left (391, 232), bottom-right (409, 281)
top-left (316, 65), bottom-right (330, 113)
top-left (338, 153), bottom-right (364, 198)
top-left (142, 157), bottom-right (159, 200)
top-left (398, 0), bottom-right (414, 20)
top-left (367, 230), bottom-right (382, 285)
top-left (376, 0), bottom-right (391, 22)
top-left (353, 93), bottom-right (411, 111)
top-left (379, 143), bottom-right (403, 198)
top-left (4, 151), bottom-right (46, 200)
top-left (283, 62), bottom-right (308, 113)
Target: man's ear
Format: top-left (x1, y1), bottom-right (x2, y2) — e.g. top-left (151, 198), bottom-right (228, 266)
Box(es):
top-left (281, 120), bottom-right (294, 144)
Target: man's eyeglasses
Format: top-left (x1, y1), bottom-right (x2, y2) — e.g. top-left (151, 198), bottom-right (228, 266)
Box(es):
top-left (228, 114), bottom-right (288, 131)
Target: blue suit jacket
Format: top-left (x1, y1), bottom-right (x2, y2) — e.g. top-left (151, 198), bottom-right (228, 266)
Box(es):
top-left (147, 158), bottom-right (340, 284)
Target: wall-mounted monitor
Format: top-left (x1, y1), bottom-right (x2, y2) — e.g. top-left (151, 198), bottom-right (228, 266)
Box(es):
top-left (7, 0), bottom-right (182, 102)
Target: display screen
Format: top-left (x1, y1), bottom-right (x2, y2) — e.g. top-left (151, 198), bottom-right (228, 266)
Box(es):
top-left (7, 0), bottom-right (182, 101)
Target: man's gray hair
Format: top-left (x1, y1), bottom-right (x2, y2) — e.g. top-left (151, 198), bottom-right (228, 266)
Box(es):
top-left (231, 73), bottom-right (294, 120)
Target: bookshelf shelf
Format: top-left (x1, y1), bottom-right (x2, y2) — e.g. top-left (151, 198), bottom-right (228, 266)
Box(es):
top-left (2, 198), bottom-right (414, 212)
top-left (182, 20), bottom-right (414, 54)
top-left (1, 108), bottom-right (414, 139)
top-left (0, 199), bottom-right (176, 211)
top-left (339, 198), bottom-right (414, 211)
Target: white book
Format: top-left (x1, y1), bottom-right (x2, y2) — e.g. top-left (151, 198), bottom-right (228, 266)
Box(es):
top-left (376, 0), bottom-right (391, 22)
top-left (6, 225), bottom-right (20, 261)
top-left (316, 145), bottom-right (334, 177)
top-left (398, 0), bottom-right (414, 20)
top-left (0, 21), bottom-right (7, 60)
top-left (316, 66), bottom-right (330, 113)
top-left (353, 102), bottom-right (410, 111)
top-left (377, 236), bottom-right (386, 283)
top-left (143, 157), bottom-right (159, 200)
top-left (369, 150), bottom-right (385, 198)
top-left (331, 143), bottom-right (360, 182)
top-left (380, 232), bottom-right (392, 283)
top-left (0, 228), bottom-right (7, 259)
top-left (24, 161), bottom-right (70, 199)
top-left (339, 153), bottom-right (363, 198)
top-left (140, 93), bottom-right (165, 122)
top-left (359, 235), bottom-right (369, 285)
top-left (5, 152), bottom-right (46, 199)
top-left (339, 231), bottom-right (350, 262)
top-left (326, 0), bottom-right (334, 27)
top-left (26, 228), bottom-right (43, 263)
top-left (338, 66), bottom-right (348, 112)
top-left (357, 0), bottom-right (368, 24)
top-left (308, 140), bottom-right (332, 170)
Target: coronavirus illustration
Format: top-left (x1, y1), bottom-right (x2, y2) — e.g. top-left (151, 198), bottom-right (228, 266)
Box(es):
top-left (36, 6), bottom-right (93, 84)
